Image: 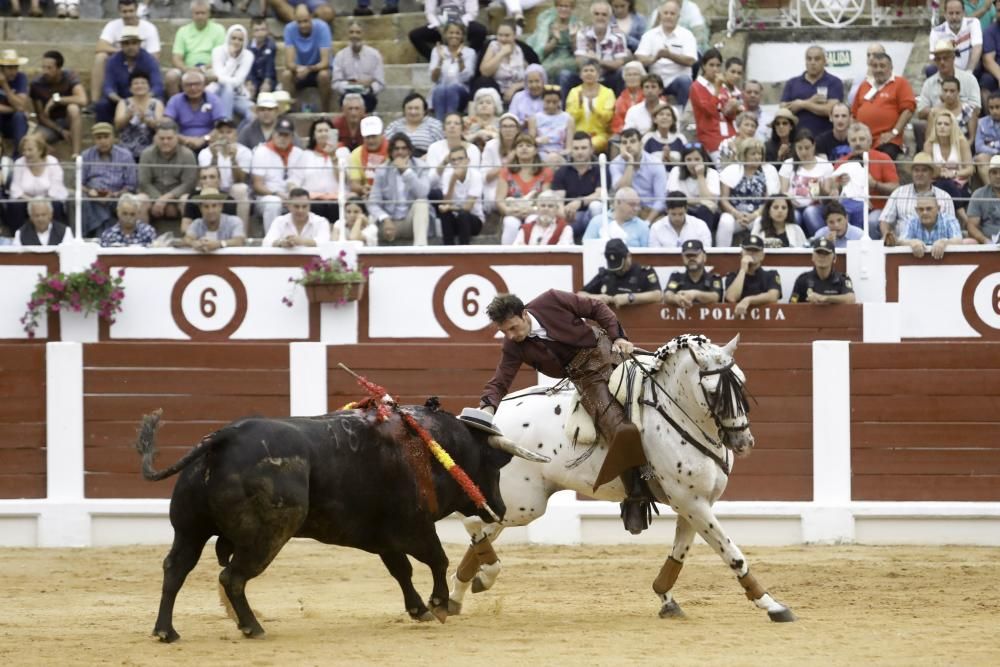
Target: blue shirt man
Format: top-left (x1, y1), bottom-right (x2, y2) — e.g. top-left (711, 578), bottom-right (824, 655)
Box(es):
top-left (0, 57), bottom-right (30, 149)
top-left (283, 16), bottom-right (332, 68)
top-left (608, 129), bottom-right (667, 220)
top-left (583, 187), bottom-right (651, 247)
top-left (780, 46), bottom-right (845, 136)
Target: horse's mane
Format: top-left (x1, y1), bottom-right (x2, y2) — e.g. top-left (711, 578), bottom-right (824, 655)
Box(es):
top-left (653, 334), bottom-right (712, 361)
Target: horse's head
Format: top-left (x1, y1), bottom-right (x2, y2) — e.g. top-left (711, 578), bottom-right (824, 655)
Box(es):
top-left (686, 334), bottom-right (754, 456)
top-left (648, 334), bottom-right (754, 458)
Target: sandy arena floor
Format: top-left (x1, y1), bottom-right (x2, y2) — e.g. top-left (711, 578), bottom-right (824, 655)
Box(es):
top-left (0, 541), bottom-right (998, 666)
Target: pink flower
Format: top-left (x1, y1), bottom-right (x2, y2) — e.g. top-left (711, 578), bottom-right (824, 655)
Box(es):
top-left (92, 272), bottom-right (107, 285)
top-left (51, 303), bottom-right (61, 312)
top-left (48, 278), bottom-right (65, 291)
top-left (117, 268), bottom-right (126, 278)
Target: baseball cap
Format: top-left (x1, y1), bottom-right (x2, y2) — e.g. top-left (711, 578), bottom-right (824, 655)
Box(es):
top-left (812, 237), bottom-right (835, 254)
top-left (360, 116), bottom-right (383, 137)
top-left (214, 117), bottom-right (237, 129)
top-left (604, 238), bottom-right (629, 271)
top-left (90, 122), bottom-right (114, 136)
top-left (741, 235), bottom-right (765, 251)
top-left (256, 92), bottom-right (278, 109)
top-left (681, 239), bottom-right (704, 254)
top-left (989, 155), bottom-right (1000, 171)
top-left (274, 117), bottom-right (295, 135)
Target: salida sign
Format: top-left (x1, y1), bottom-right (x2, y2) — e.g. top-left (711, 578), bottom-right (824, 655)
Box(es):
top-left (659, 306), bottom-right (788, 321)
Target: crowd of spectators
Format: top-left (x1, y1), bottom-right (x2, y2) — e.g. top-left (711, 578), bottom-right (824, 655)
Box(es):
top-left (0, 0), bottom-right (997, 258)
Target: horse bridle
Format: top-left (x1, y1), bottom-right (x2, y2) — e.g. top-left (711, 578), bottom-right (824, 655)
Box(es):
top-left (688, 347), bottom-right (752, 437)
top-left (631, 348), bottom-right (752, 475)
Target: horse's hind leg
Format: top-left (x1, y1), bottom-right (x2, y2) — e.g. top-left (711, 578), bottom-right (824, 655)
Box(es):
top-left (683, 503), bottom-right (795, 622)
top-left (652, 515), bottom-right (696, 619)
top-left (154, 531), bottom-right (210, 642)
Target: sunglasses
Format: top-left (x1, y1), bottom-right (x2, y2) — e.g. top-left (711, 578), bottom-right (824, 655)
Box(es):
top-left (683, 142), bottom-right (703, 150)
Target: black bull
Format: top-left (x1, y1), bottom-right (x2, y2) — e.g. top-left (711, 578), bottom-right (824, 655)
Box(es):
top-left (135, 405), bottom-right (534, 642)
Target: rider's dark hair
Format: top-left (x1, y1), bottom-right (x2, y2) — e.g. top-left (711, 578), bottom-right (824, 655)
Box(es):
top-left (486, 294), bottom-right (526, 324)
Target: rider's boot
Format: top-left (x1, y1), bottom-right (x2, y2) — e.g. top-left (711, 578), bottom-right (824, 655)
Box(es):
top-left (619, 466), bottom-right (655, 535)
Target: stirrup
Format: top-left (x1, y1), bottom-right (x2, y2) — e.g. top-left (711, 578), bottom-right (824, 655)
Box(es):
top-left (620, 498), bottom-right (652, 534)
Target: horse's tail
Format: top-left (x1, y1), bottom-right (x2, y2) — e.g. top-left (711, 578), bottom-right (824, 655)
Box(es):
top-left (135, 409), bottom-right (222, 481)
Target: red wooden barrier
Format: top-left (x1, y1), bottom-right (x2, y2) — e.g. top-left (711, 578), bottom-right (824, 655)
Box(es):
top-left (0, 345), bottom-right (46, 498)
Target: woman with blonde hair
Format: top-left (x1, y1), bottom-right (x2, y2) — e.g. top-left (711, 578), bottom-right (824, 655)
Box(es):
top-left (924, 107), bottom-right (974, 226)
top-left (481, 113), bottom-right (522, 213)
top-left (6, 134), bottom-right (69, 234)
top-left (496, 133), bottom-right (553, 244)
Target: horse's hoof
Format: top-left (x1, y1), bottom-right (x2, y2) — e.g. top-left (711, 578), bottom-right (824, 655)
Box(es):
top-left (240, 625), bottom-right (266, 638)
top-left (658, 600), bottom-right (686, 619)
top-left (471, 576), bottom-right (486, 593)
top-left (768, 607), bottom-right (796, 623)
top-left (431, 606), bottom-right (448, 624)
top-left (154, 628), bottom-right (180, 643)
top-left (415, 610), bottom-right (435, 622)
top-left (447, 599), bottom-right (463, 615)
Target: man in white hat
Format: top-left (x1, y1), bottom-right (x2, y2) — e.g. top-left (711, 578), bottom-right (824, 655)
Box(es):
top-left (91, 0), bottom-right (162, 105)
top-left (348, 115), bottom-right (388, 198)
top-left (0, 49), bottom-right (30, 152)
top-left (967, 154), bottom-right (1000, 244)
top-left (94, 25), bottom-right (164, 124)
top-left (237, 91), bottom-right (283, 150)
top-left (914, 39), bottom-right (981, 148)
top-left (880, 152), bottom-right (955, 242)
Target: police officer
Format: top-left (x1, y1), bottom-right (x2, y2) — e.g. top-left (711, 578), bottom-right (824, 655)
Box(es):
top-left (579, 238), bottom-right (662, 308)
top-left (724, 234), bottom-right (782, 316)
top-left (662, 239), bottom-right (723, 308)
top-left (789, 237), bottom-right (857, 304)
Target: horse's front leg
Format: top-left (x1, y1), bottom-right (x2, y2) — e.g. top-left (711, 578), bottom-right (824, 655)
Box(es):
top-left (684, 502), bottom-right (795, 622)
top-left (448, 522), bottom-right (503, 615)
top-left (652, 515), bottom-right (696, 619)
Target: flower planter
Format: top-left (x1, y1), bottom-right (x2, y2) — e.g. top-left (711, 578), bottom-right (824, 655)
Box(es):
top-left (304, 281), bottom-right (366, 304)
top-left (59, 309), bottom-right (99, 343)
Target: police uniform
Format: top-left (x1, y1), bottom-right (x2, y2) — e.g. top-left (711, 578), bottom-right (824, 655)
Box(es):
top-left (723, 269), bottom-right (782, 299)
top-left (790, 269), bottom-right (854, 303)
top-left (665, 270), bottom-right (724, 301)
top-left (583, 262), bottom-right (662, 296)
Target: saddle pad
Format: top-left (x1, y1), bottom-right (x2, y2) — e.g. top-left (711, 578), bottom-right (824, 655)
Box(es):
top-left (563, 361), bottom-right (646, 446)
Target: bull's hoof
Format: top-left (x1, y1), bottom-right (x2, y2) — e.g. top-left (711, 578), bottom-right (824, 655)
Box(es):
top-left (447, 599), bottom-right (463, 615)
top-left (154, 628), bottom-right (180, 643)
top-left (658, 600), bottom-right (686, 619)
top-left (431, 606), bottom-right (448, 624)
top-left (471, 576), bottom-right (487, 593)
top-left (240, 624), bottom-right (266, 638)
top-left (768, 607), bottom-right (796, 623)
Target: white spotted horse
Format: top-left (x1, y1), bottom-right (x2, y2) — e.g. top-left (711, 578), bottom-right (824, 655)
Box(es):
top-left (449, 334), bottom-right (795, 622)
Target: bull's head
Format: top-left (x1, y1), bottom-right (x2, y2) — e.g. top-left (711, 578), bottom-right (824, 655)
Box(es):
top-left (457, 434), bottom-right (550, 524)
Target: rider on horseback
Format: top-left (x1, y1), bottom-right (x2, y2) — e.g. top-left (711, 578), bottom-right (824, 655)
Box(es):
top-left (479, 289), bottom-right (656, 534)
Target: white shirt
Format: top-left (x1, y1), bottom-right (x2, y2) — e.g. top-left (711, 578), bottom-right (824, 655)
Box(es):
top-left (648, 214), bottom-right (713, 248)
top-left (634, 24), bottom-right (698, 86)
top-left (10, 156), bottom-right (69, 200)
top-left (332, 218), bottom-right (379, 245)
top-left (251, 143), bottom-right (307, 196)
top-left (99, 18), bottom-right (162, 55)
top-left (929, 18), bottom-right (982, 71)
top-left (424, 140), bottom-right (482, 188)
top-left (526, 312), bottom-right (551, 340)
top-left (300, 149), bottom-right (340, 197)
top-left (198, 143), bottom-right (253, 192)
top-left (667, 165), bottom-right (721, 211)
top-left (440, 166), bottom-right (484, 219)
top-left (262, 211), bottom-right (331, 246)
top-left (13, 224), bottom-right (74, 246)
top-left (719, 162), bottom-right (781, 195)
top-left (779, 158), bottom-right (832, 209)
top-left (624, 102), bottom-right (656, 135)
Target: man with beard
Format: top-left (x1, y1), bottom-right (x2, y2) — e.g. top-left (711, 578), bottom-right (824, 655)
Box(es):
top-left (662, 239), bottom-right (723, 307)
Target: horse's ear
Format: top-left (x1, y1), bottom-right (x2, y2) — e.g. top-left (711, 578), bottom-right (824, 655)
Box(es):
top-left (722, 334), bottom-right (740, 356)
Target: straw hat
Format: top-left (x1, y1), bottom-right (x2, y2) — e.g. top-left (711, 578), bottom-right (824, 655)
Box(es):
top-left (911, 152), bottom-right (939, 177)
top-left (0, 49), bottom-right (29, 66)
top-left (196, 187), bottom-right (227, 202)
top-left (770, 107), bottom-right (799, 128)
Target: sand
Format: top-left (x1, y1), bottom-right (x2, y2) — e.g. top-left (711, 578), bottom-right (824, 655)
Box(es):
top-left (1, 541), bottom-right (998, 666)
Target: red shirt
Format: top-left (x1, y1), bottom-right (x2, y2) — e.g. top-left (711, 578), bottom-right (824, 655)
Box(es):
top-left (333, 114), bottom-right (362, 151)
top-left (612, 88), bottom-right (643, 135)
top-left (851, 77), bottom-right (916, 148)
top-left (690, 76), bottom-right (737, 152)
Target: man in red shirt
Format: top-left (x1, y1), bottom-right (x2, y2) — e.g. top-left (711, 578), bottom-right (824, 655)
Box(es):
top-left (332, 92), bottom-right (364, 151)
top-left (851, 52), bottom-right (915, 160)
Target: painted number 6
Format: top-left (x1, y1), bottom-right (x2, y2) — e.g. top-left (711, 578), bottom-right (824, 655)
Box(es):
top-left (200, 287), bottom-right (218, 318)
top-left (462, 287), bottom-right (480, 316)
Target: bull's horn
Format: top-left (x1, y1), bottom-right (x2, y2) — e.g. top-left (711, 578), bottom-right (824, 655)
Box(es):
top-left (722, 333), bottom-right (740, 356)
top-left (488, 435), bottom-right (551, 463)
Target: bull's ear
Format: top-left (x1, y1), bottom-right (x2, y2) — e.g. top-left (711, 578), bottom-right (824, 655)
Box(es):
top-left (722, 333), bottom-right (740, 356)
top-left (488, 435), bottom-right (551, 463)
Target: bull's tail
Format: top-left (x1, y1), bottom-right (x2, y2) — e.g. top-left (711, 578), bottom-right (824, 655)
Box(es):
top-left (135, 409), bottom-right (223, 481)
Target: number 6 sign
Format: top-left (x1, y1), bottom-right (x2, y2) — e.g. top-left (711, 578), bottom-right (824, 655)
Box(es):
top-left (432, 267), bottom-right (508, 339)
top-left (170, 268), bottom-right (248, 340)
